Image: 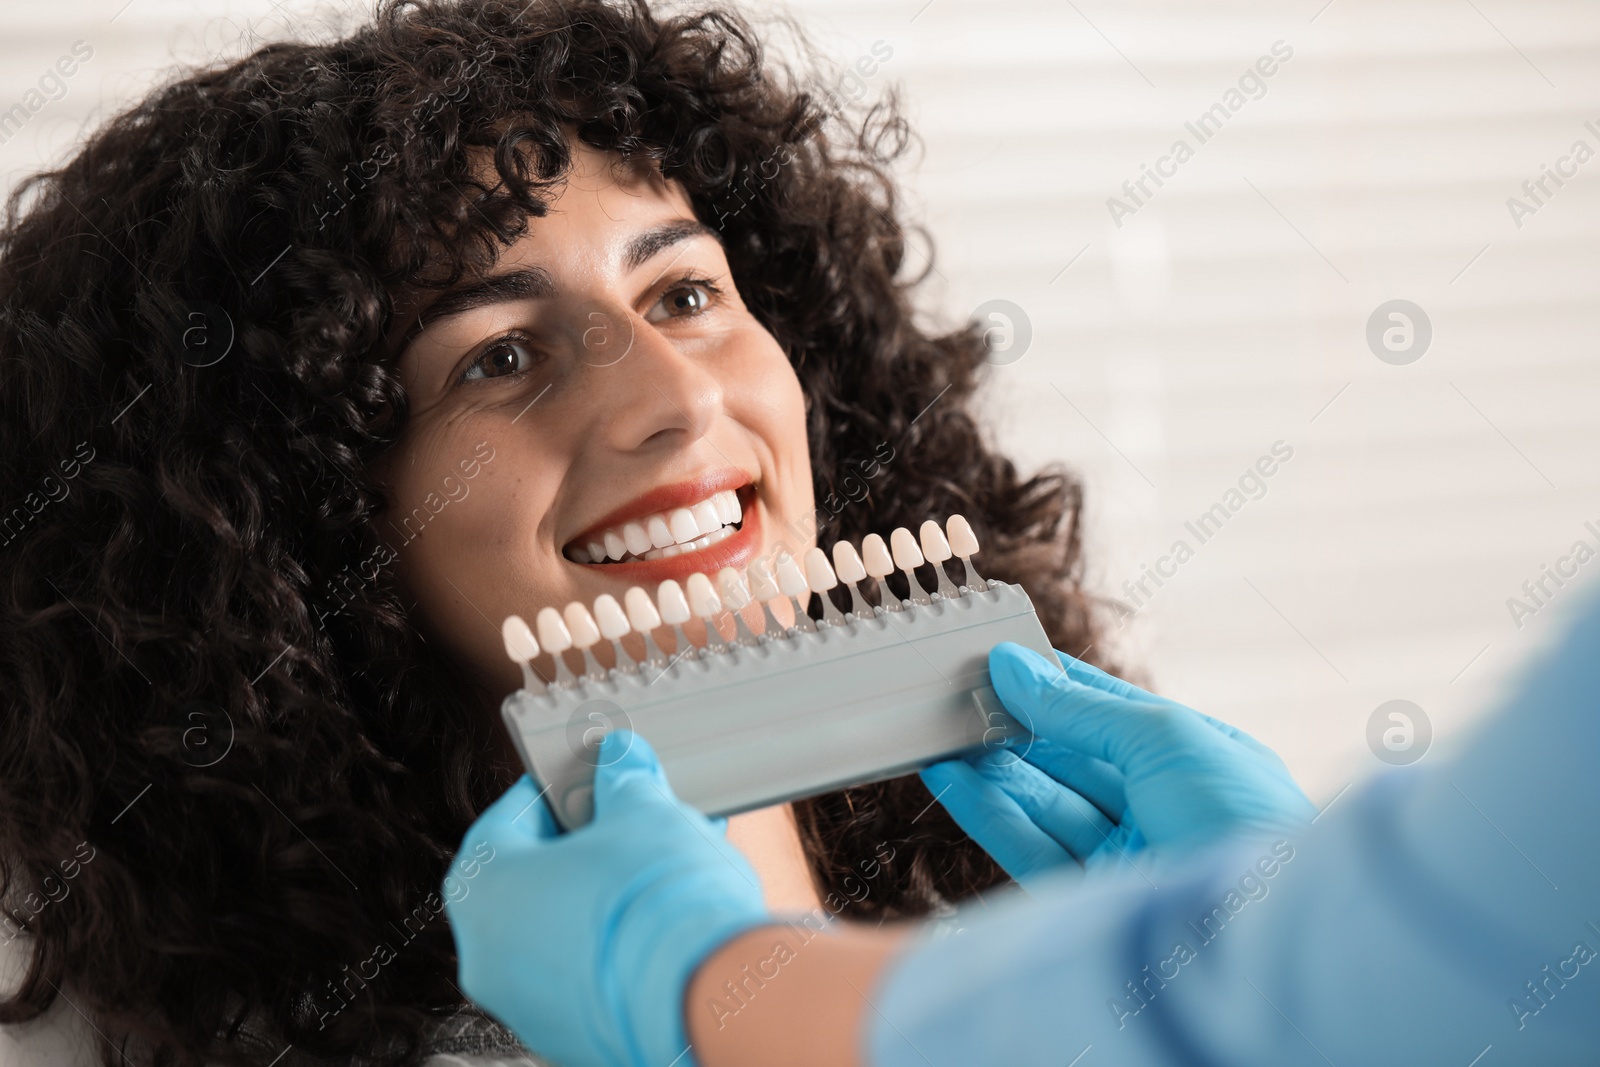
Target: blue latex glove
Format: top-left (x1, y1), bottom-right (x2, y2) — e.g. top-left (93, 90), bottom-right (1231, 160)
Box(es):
top-left (921, 642), bottom-right (1316, 885)
top-left (444, 730), bottom-right (772, 1067)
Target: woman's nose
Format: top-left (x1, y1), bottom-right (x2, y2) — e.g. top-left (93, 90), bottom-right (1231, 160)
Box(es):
top-left (584, 307), bottom-right (724, 453)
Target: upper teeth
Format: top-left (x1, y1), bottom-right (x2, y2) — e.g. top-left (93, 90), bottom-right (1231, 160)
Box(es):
top-left (567, 489), bottom-right (744, 564)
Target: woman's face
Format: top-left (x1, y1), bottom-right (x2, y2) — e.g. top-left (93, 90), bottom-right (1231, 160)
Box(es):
top-left (374, 142), bottom-right (815, 702)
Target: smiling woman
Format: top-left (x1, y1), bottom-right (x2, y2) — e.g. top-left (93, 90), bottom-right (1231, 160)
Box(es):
top-left (373, 142), bottom-right (816, 702)
top-left (0, 1), bottom-right (1109, 1065)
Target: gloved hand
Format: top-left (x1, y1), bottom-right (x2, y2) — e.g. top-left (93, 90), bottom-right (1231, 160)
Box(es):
top-left (921, 642), bottom-right (1316, 886)
top-left (444, 730), bottom-right (772, 1067)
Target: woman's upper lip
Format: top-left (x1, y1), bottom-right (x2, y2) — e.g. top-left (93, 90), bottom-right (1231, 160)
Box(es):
top-left (565, 468), bottom-right (752, 548)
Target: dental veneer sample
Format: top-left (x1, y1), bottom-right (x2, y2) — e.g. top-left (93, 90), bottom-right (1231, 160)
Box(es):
top-left (500, 516), bottom-right (1050, 830)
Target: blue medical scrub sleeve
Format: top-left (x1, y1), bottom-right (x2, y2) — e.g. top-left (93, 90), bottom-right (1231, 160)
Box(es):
top-left (868, 591), bottom-right (1600, 1066)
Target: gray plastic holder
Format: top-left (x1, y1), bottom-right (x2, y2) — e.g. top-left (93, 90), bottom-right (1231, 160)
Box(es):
top-left (500, 580), bottom-right (1055, 831)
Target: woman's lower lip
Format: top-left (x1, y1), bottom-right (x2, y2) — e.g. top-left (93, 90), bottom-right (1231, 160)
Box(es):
top-left (574, 490), bottom-right (763, 584)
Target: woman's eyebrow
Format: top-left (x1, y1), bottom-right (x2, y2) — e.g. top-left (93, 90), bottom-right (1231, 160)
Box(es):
top-left (621, 218), bottom-right (721, 273)
top-left (400, 219), bottom-right (722, 352)
top-left (412, 268), bottom-right (555, 340)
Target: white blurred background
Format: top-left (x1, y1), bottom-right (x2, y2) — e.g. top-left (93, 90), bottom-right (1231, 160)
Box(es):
top-left (4, 0), bottom-right (1598, 805)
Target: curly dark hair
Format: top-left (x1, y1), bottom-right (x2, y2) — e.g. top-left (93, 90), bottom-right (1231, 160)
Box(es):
top-left (0, 0), bottom-right (1112, 1063)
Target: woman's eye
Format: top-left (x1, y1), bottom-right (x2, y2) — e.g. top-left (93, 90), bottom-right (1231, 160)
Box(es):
top-left (646, 279), bottom-right (721, 324)
top-left (460, 337), bottom-right (539, 383)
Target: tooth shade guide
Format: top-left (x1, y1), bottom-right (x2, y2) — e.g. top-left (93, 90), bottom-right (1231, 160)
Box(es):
top-left (772, 552), bottom-right (817, 633)
top-left (523, 515), bottom-right (989, 692)
top-left (717, 566), bottom-right (752, 610)
top-left (546, 647), bottom-right (578, 686)
top-left (919, 521), bottom-right (960, 598)
top-left (685, 572), bottom-right (723, 618)
top-left (831, 541), bottom-right (867, 583)
top-left (562, 602), bottom-right (602, 649)
top-left (918, 521), bottom-right (952, 563)
top-left (722, 607), bottom-right (760, 647)
top-left (501, 524), bottom-right (1051, 832)
top-left (802, 548), bottom-right (846, 626)
top-left (942, 514), bottom-right (988, 591)
top-left (745, 557), bottom-right (790, 635)
top-left (517, 648), bottom-right (556, 689)
top-left (857, 533), bottom-right (902, 612)
top-left (535, 607), bottom-right (573, 656)
top-left (838, 571), bottom-right (872, 618)
top-left (713, 567), bottom-right (760, 646)
top-left (889, 527), bottom-right (933, 604)
top-left (501, 615), bottom-right (546, 692)
top-left (829, 540), bottom-right (875, 616)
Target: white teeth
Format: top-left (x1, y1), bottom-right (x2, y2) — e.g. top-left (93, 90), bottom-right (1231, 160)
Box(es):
top-left (657, 579), bottom-right (692, 626)
top-left (535, 607), bottom-right (573, 654)
top-left (946, 514), bottom-right (979, 558)
top-left (686, 572), bottom-right (722, 617)
top-left (501, 615), bottom-right (539, 662)
top-left (622, 521), bottom-right (652, 557)
top-left (890, 527), bottom-right (924, 572)
top-left (632, 524), bottom-right (734, 561)
top-left (567, 487), bottom-right (749, 564)
top-left (919, 520), bottom-right (952, 564)
top-left (624, 586), bottom-right (662, 632)
top-left (804, 547), bottom-right (838, 592)
top-left (831, 541), bottom-right (866, 584)
top-left (690, 500), bottom-right (721, 540)
top-left (712, 489), bottom-right (742, 525)
top-left (861, 533), bottom-right (894, 579)
top-left (668, 507), bottom-right (700, 544)
top-left (593, 594), bottom-right (631, 641)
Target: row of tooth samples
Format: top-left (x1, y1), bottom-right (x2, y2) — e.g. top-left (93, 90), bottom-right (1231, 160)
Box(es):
top-left (502, 515), bottom-right (988, 690)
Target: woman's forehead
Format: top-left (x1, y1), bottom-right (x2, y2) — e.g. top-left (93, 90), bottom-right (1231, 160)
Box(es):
top-left (384, 143), bottom-right (701, 357)
top-left (435, 141), bottom-right (692, 270)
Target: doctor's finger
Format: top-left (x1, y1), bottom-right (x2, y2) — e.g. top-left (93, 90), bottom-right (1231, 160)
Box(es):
top-left (968, 750), bottom-right (1118, 859)
top-left (1051, 649), bottom-right (1155, 703)
top-left (1048, 646), bottom-right (1277, 764)
top-left (920, 760), bottom-right (1079, 881)
top-left (991, 644), bottom-right (1172, 773)
top-left (1018, 739), bottom-right (1128, 821)
top-left (468, 774), bottom-right (560, 848)
top-left (593, 729), bottom-right (685, 818)
top-left (1187, 710), bottom-right (1282, 762)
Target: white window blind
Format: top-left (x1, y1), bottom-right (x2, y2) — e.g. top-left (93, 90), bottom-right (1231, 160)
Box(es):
top-left (759, 0), bottom-right (1600, 800)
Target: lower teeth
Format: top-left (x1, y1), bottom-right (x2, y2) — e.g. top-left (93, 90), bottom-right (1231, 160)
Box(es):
top-left (578, 522), bottom-right (739, 564)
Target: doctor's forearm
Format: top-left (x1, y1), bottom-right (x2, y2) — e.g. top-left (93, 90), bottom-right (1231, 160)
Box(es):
top-left (685, 921), bottom-right (911, 1067)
